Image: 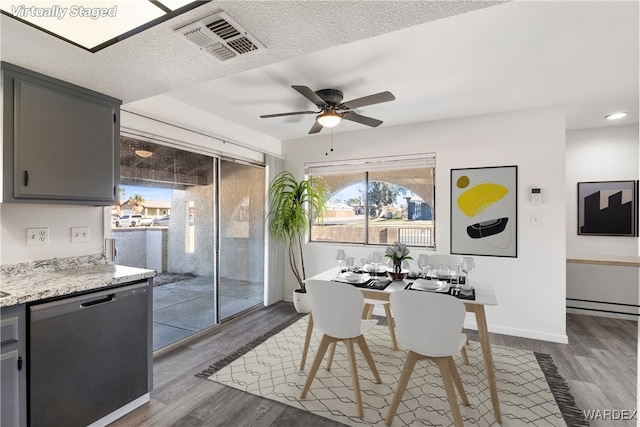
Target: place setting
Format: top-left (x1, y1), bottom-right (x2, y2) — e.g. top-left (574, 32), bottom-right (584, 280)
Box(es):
top-left (404, 254), bottom-right (477, 300)
top-left (332, 250), bottom-right (394, 290)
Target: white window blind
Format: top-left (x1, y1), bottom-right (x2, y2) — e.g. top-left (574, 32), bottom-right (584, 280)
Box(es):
top-left (305, 153), bottom-right (435, 175)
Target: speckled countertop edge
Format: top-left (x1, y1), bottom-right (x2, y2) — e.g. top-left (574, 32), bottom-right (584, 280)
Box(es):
top-left (0, 255), bottom-right (156, 307)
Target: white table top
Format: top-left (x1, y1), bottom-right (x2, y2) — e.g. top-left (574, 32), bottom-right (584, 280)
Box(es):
top-left (307, 267), bottom-right (498, 306)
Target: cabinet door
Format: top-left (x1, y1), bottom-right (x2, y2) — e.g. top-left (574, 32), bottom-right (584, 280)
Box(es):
top-left (1, 305), bottom-right (26, 427)
top-left (1, 349), bottom-right (21, 427)
top-left (13, 78), bottom-right (117, 202)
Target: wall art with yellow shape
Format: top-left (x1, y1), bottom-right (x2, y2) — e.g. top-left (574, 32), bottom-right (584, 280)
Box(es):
top-left (451, 166), bottom-right (517, 257)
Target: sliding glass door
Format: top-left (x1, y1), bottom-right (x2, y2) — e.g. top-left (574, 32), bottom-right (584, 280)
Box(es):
top-left (218, 159), bottom-right (265, 320)
top-left (115, 137), bottom-right (265, 351)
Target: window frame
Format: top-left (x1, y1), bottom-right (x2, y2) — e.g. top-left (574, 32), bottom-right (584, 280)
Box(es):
top-left (306, 153), bottom-right (436, 248)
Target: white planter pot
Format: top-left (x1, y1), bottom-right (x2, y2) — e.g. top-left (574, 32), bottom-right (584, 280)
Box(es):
top-left (293, 289), bottom-right (311, 313)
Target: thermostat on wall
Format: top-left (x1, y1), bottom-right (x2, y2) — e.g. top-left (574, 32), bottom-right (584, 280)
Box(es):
top-left (531, 188), bottom-right (542, 204)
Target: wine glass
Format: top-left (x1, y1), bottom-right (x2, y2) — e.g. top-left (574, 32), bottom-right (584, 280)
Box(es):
top-left (461, 257), bottom-right (475, 285)
top-left (416, 254), bottom-right (429, 278)
top-left (335, 249), bottom-right (347, 272)
top-left (370, 252), bottom-right (383, 275)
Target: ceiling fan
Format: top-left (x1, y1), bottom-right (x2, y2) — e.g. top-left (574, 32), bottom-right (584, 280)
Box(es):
top-left (260, 85), bottom-right (395, 134)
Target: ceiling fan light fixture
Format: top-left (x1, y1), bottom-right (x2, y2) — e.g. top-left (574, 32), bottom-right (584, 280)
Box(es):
top-left (316, 111), bottom-right (342, 128)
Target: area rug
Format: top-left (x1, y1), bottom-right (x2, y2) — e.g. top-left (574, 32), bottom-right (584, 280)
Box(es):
top-left (197, 315), bottom-right (587, 427)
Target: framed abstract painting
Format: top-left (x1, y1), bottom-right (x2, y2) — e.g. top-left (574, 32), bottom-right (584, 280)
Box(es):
top-left (451, 165), bottom-right (518, 257)
top-left (577, 180), bottom-right (637, 236)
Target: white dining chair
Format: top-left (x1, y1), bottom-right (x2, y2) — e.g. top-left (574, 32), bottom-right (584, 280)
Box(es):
top-left (385, 290), bottom-right (470, 427)
top-left (426, 254), bottom-right (470, 365)
top-left (300, 280), bottom-right (382, 418)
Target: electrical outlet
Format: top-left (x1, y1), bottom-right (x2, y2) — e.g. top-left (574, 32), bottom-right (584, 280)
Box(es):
top-left (71, 227), bottom-right (90, 243)
top-left (27, 228), bottom-right (49, 246)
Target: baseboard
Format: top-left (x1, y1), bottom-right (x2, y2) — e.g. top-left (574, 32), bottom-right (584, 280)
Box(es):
top-left (566, 307), bottom-right (638, 321)
top-left (463, 320), bottom-right (569, 344)
top-left (370, 303), bottom-right (569, 343)
top-left (87, 393), bottom-right (150, 427)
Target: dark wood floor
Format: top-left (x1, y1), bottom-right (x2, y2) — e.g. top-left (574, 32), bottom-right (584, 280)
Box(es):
top-left (111, 302), bottom-right (637, 427)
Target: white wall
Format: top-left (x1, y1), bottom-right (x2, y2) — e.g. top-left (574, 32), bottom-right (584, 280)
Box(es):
top-left (566, 125), bottom-right (639, 257)
top-left (0, 203), bottom-right (105, 264)
top-left (565, 125), bottom-right (639, 319)
top-left (282, 106), bottom-right (568, 343)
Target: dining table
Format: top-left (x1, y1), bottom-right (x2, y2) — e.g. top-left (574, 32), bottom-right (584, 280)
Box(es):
top-left (301, 267), bottom-right (502, 424)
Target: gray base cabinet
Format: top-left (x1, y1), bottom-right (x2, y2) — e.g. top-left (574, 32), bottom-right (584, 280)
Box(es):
top-left (2, 62), bottom-right (121, 205)
top-left (1, 304), bottom-right (26, 427)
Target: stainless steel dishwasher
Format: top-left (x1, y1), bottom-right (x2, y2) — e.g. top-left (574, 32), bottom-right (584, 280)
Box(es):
top-left (29, 280), bottom-right (152, 427)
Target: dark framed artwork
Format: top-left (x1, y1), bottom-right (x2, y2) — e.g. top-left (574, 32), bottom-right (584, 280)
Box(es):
top-left (577, 180), bottom-right (637, 236)
top-left (451, 165), bottom-right (518, 257)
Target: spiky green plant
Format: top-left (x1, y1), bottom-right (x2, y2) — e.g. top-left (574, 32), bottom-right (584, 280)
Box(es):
top-left (267, 171), bottom-right (329, 291)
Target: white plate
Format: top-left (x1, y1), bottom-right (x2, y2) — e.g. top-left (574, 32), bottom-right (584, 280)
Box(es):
top-left (337, 273), bottom-right (371, 284)
top-left (412, 279), bottom-right (449, 292)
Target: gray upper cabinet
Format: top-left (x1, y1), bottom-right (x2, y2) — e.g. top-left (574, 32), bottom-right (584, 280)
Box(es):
top-left (2, 62), bottom-right (121, 205)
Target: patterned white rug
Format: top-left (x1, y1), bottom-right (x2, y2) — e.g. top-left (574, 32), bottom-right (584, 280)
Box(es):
top-left (201, 316), bottom-right (582, 426)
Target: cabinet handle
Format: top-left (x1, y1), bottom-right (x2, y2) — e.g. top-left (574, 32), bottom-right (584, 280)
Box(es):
top-left (18, 356), bottom-right (23, 371)
top-left (23, 170), bottom-right (29, 187)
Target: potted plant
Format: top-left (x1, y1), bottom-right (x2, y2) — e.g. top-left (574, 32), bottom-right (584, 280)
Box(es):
top-left (267, 171), bottom-right (329, 313)
top-left (385, 241), bottom-right (413, 280)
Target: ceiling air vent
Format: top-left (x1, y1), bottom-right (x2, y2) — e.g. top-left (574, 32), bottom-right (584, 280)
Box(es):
top-left (176, 11), bottom-right (264, 61)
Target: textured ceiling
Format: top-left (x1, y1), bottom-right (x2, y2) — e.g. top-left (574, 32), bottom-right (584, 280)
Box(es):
top-left (1, 0), bottom-right (638, 144)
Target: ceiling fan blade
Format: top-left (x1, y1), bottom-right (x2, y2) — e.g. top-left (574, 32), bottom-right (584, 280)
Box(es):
top-left (260, 111), bottom-right (318, 118)
top-left (308, 121), bottom-right (324, 134)
top-left (342, 111), bottom-right (383, 127)
top-left (342, 91), bottom-right (395, 109)
top-left (292, 85), bottom-right (327, 107)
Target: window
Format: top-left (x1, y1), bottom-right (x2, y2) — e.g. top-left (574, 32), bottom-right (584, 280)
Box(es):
top-left (307, 154), bottom-right (435, 247)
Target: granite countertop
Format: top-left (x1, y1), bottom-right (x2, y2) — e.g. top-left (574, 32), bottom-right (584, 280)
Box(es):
top-left (0, 255), bottom-right (156, 307)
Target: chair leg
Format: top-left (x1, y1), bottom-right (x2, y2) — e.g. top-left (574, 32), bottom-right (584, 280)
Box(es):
top-left (300, 334), bottom-right (332, 399)
top-left (435, 357), bottom-right (465, 427)
top-left (355, 335), bottom-right (381, 383)
top-left (385, 351), bottom-right (419, 426)
top-left (460, 328), bottom-right (469, 365)
top-left (326, 341), bottom-right (337, 371)
top-left (460, 345), bottom-right (470, 365)
top-left (345, 338), bottom-right (364, 418)
top-left (299, 314), bottom-right (314, 371)
top-left (447, 356), bottom-right (469, 406)
top-left (362, 303), bottom-right (374, 319)
top-left (383, 303), bottom-right (399, 350)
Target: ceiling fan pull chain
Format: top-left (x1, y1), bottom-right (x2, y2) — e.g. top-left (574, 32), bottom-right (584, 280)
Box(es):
top-left (330, 128), bottom-right (334, 152)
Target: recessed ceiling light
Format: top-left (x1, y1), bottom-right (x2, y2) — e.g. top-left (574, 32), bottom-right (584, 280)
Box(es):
top-left (605, 112), bottom-right (628, 120)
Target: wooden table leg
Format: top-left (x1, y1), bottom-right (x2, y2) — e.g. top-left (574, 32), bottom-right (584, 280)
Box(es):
top-left (299, 314), bottom-right (314, 371)
top-left (470, 304), bottom-right (502, 424)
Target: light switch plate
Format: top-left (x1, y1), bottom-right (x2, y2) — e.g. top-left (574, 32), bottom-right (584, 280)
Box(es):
top-left (71, 227), bottom-right (90, 243)
top-left (27, 228), bottom-right (49, 245)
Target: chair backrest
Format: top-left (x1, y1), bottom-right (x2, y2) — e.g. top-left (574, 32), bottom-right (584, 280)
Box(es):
top-left (306, 280), bottom-right (365, 339)
top-left (390, 290), bottom-right (466, 357)
top-left (427, 254), bottom-right (464, 268)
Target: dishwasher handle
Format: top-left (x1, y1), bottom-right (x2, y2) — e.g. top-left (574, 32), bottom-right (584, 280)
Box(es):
top-left (80, 294), bottom-right (115, 308)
